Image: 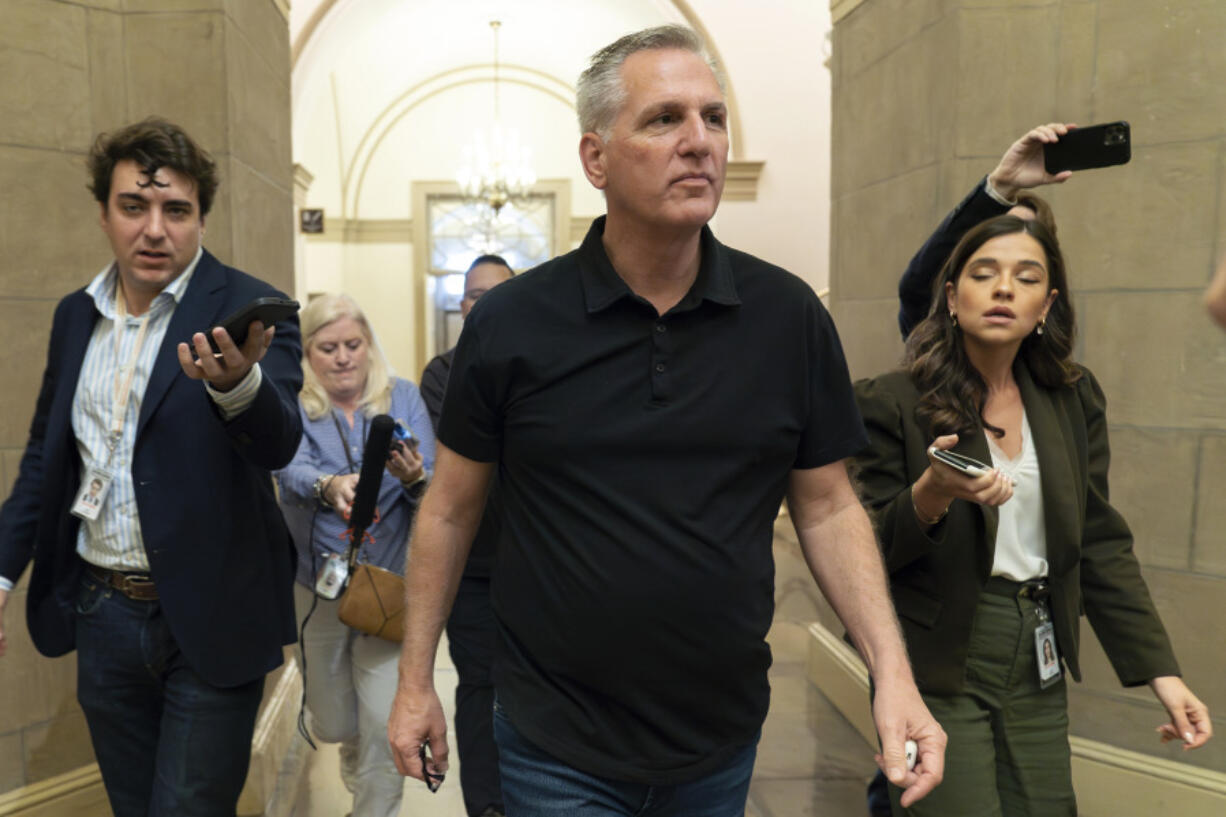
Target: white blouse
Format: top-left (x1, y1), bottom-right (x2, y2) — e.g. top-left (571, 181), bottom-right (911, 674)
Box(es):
top-left (987, 410), bottom-right (1048, 581)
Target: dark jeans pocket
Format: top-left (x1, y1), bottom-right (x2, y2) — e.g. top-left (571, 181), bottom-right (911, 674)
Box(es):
top-left (75, 577), bottom-right (110, 616)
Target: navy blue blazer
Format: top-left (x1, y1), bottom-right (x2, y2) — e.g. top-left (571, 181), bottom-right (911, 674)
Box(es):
top-left (0, 250), bottom-right (304, 687)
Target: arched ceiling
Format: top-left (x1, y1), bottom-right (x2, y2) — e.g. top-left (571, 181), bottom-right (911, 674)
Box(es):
top-left (290, 0), bottom-right (746, 220)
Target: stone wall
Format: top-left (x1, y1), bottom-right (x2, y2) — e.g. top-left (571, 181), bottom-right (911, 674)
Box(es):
top-left (0, 0), bottom-right (292, 798)
top-left (828, 0), bottom-right (1226, 772)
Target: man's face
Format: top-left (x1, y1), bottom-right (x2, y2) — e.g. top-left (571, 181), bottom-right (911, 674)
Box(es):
top-left (99, 159), bottom-right (204, 300)
top-left (461, 262), bottom-right (513, 319)
top-left (583, 48), bottom-right (728, 233)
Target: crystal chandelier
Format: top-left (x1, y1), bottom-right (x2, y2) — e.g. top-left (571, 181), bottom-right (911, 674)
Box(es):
top-left (455, 20), bottom-right (537, 218)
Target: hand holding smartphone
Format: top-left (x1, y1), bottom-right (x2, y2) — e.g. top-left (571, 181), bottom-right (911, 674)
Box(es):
top-left (1043, 121), bottom-right (1130, 174)
top-left (928, 447), bottom-right (991, 477)
top-left (205, 296), bottom-right (300, 354)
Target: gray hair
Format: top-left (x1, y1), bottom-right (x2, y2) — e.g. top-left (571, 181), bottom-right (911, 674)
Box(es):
top-left (577, 25), bottom-right (724, 138)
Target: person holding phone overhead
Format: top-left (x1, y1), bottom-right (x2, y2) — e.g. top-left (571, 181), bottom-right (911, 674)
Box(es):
top-left (275, 293), bottom-right (436, 817)
top-left (853, 214), bottom-right (1211, 816)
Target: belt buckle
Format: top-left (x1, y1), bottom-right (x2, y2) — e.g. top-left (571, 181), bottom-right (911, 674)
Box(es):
top-left (1019, 580), bottom-right (1048, 600)
top-left (117, 572), bottom-right (156, 599)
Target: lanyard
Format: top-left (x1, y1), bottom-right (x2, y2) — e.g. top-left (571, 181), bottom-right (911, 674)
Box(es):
top-left (330, 410), bottom-right (368, 474)
top-left (108, 278), bottom-right (152, 462)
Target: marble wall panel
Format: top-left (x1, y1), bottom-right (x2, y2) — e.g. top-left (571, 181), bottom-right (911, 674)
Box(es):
top-left (86, 7), bottom-right (129, 135)
top-left (836, 0), bottom-right (944, 79)
top-left (829, 297), bottom-right (905, 381)
top-left (1193, 435), bottom-right (1226, 576)
top-left (225, 159), bottom-right (294, 294)
top-left (1, 450), bottom-right (24, 506)
top-left (123, 0), bottom-right (223, 11)
top-left (1055, 1), bottom-right (1096, 121)
top-left (224, 0), bottom-right (289, 81)
top-left (833, 165), bottom-right (940, 301)
top-left (0, 147), bottom-right (110, 299)
top-left (23, 706), bottom-right (97, 784)
top-left (0, 587), bottom-right (79, 733)
top-left (121, 12), bottom-right (227, 151)
top-left (1106, 427), bottom-right (1198, 571)
top-left (224, 17), bottom-right (291, 190)
top-left (1046, 141), bottom-right (1218, 293)
top-left (1079, 291), bottom-right (1226, 430)
top-left (1095, 0), bottom-right (1226, 146)
top-left (1143, 569), bottom-right (1226, 722)
top-left (0, 1), bottom-right (91, 151)
top-left (831, 22), bottom-right (945, 195)
top-left (0, 732), bottom-right (23, 796)
top-left (0, 300), bottom-right (59, 450)
top-left (953, 6), bottom-right (1060, 159)
top-left (1068, 685), bottom-right (1225, 773)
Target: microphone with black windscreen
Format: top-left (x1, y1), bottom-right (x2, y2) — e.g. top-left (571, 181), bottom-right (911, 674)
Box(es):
top-left (345, 413), bottom-right (395, 565)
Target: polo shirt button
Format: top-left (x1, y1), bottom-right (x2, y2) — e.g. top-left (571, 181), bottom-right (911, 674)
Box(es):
top-left (655, 323), bottom-right (666, 333)
top-left (655, 363), bottom-right (665, 373)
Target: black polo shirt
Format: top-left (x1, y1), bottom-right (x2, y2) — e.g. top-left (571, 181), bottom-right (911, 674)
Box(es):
top-left (438, 217), bottom-right (867, 784)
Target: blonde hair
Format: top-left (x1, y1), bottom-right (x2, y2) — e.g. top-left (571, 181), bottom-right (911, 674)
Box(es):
top-left (298, 293), bottom-right (395, 420)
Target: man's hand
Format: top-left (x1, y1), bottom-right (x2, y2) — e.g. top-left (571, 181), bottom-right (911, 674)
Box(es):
top-left (872, 676), bottom-right (947, 807)
top-left (0, 588), bottom-right (8, 658)
top-left (988, 122), bottom-right (1076, 201)
top-left (176, 321), bottom-right (274, 392)
top-left (1150, 676), bottom-right (1213, 750)
top-left (388, 683), bottom-right (449, 784)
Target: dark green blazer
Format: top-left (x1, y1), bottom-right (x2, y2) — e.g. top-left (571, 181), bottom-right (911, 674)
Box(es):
top-left (853, 362), bottom-right (1179, 694)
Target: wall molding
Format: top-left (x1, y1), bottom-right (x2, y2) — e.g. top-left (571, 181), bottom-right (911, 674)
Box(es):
top-left (831, 0), bottom-right (870, 24)
top-left (806, 621), bottom-right (1226, 816)
top-left (303, 218), bottom-right (416, 244)
top-left (0, 765), bottom-right (107, 817)
top-left (725, 160), bottom-right (765, 201)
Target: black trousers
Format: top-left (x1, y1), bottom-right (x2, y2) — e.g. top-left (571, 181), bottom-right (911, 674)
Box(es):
top-left (447, 574), bottom-right (502, 816)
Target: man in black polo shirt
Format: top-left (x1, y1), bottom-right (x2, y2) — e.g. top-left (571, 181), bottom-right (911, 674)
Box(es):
top-left (390, 24), bottom-right (945, 815)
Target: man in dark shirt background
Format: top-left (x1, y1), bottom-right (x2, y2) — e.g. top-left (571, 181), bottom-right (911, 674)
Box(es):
top-left (420, 253), bottom-right (513, 817)
top-left (390, 25), bottom-right (945, 816)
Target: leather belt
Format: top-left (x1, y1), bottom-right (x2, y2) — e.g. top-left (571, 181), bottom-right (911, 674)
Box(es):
top-left (87, 565), bottom-right (159, 601)
top-left (984, 575), bottom-right (1049, 601)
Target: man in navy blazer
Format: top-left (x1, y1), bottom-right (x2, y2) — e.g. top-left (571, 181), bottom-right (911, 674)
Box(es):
top-left (0, 118), bottom-right (303, 816)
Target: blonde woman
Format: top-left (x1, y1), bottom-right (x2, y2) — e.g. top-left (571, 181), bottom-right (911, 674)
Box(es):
top-left (276, 293), bottom-right (435, 817)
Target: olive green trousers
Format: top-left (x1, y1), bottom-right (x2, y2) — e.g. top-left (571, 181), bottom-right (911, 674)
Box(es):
top-left (890, 588), bottom-right (1077, 817)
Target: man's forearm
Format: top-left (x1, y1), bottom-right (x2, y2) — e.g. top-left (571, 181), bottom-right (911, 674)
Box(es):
top-left (397, 489), bottom-right (482, 691)
top-left (795, 499), bottom-right (911, 681)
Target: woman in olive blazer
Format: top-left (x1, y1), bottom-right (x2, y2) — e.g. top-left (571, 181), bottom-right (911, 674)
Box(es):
top-left (853, 215), bottom-right (1210, 816)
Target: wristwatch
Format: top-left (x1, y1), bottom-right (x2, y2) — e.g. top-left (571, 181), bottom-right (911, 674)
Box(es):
top-left (313, 474), bottom-right (334, 507)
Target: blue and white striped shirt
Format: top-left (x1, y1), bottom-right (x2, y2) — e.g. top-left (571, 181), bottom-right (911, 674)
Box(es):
top-left (0, 250), bottom-right (264, 589)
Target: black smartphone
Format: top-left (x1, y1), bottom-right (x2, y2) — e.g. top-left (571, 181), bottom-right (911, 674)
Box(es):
top-left (1043, 121), bottom-right (1131, 174)
top-left (929, 448), bottom-right (991, 477)
top-left (206, 296), bottom-right (300, 353)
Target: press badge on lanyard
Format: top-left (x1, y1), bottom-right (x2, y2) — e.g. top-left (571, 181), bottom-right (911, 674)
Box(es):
top-left (1033, 603), bottom-right (1062, 688)
top-left (72, 282), bottom-right (151, 522)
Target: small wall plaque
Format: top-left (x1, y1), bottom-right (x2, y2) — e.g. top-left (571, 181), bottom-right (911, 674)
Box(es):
top-left (300, 208), bottom-right (324, 234)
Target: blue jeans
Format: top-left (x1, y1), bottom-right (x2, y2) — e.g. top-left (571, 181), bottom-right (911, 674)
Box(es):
top-left (493, 701), bottom-right (758, 817)
top-left (75, 574), bottom-right (264, 817)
